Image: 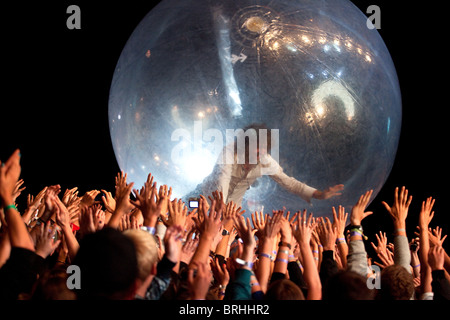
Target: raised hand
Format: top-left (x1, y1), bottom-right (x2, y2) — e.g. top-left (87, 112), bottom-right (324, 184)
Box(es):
top-left (316, 217), bottom-right (336, 251)
top-left (187, 261), bottom-right (212, 300)
top-left (22, 186), bottom-right (48, 224)
top-left (251, 210), bottom-right (268, 240)
top-left (210, 257), bottom-right (230, 299)
top-left (292, 209), bottom-right (315, 245)
top-left (80, 190), bottom-right (101, 209)
top-left (428, 245), bottom-right (445, 271)
top-left (107, 171), bottom-right (135, 229)
top-left (78, 205), bottom-right (96, 236)
top-left (381, 186), bottom-right (412, 230)
top-left (350, 190), bottom-right (374, 225)
top-left (370, 231), bottom-right (394, 269)
top-left (263, 210), bottom-right (283, 240)
top-left (222, 201), bottom-right (245, 231)
top-left (208, 190), bottom-right (225, 214)
top-left (12, 179), bottom-right (26, 204)
top-left (370, 231), bottom-right (389, 256)
top-left (279, 211), bottom-right (293, 245)
top-left (233, 215), bottom-right (256, 248)
top-left (418, 197), bottom-right (435, 230)
top-left (101, 189), bottom-right (116, 213)
top-left (194, 199), bottom-right (222, 240)
top-left (61, 187), bottom-right (79, 208)
top-left (167, 198), bottom-right (188, 228)
top-left (131, 180), bottom-right (158, 227)
top-left (429, 226), bottom-right (447, 248)
top-left (180, 232), bottom-right (199, 265)
top-left (313, 184), bottom-right (344, 200)
top-left (34, 221), bottom-right (61, 259)
top-left (332, 205), bottom-right (348, 238)
top-left (113, 172), bottom-right (135, 214)
top-left (0, 149), bottom-right (21, 206)
top-left (163, 224), bottom-right (184, 264)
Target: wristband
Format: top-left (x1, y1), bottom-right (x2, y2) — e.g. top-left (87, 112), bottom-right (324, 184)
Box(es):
top-left (275, 258), bottom-right (289, 264)
top-left (4, 204), bottom-right (17, 211)
top-left (312, 250), bottom-right (319, 254)
top-left (140, 226), bottom-right (156, 235)
top-left (350, 230), bottom-right (362, 237)
top-left (336, 237), bottom-right (346, 243)
top-left (350, 228), bottom-right (368, 240)
top-left (259, 253), bottom-right (274, 261)
top-left (412, 264), bottom-right (421, 268)
top-left (278, 249), bottom-right (289, 255)
top-left (235, 258), bottom-right (254, 269)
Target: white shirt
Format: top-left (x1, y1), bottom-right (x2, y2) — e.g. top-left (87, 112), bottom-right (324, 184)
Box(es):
top-left (200, 150), bottom-right (316, 207)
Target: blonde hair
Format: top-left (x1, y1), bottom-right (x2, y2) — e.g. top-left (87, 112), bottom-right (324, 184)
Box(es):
top-left (123, 229), bottom-right (158, 282)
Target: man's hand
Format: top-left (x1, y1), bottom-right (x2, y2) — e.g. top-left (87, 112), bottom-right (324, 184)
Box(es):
top-left (313, 184), bottom-right (344, 200)
top-left (35, 221), bottom-right (61, 259)
top-left (382, 186), bottom-right (412, 230)
top-left (350, 190), bottom-right (373, 225)
top-left (332, 205), bottom-right (348, 238)
top-left (428, 245), bottom-right (445, 271)
top-left (292, 209), bottom-right (315, 245)
top-left (418, 196), bottom-right (435, 230)
top-left (164, 224), bottom-right (184, 264)
top-left (316, 217), bottom-right (336, 251)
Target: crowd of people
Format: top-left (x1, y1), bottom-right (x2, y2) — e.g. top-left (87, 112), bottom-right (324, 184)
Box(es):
top-left (0, 148), bottom-right (449, 301)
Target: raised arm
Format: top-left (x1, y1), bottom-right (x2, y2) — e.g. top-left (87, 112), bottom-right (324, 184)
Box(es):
top-left (382, 186), bottom-right (412, 272)
top-left (255, 210), bottom-right (282, 293)
top-left (215, 201), bottom-right (244, 259)
top-left (189, 198), bottom-right (222, 267)
top-left (107, 171), bottom-right (134, 229)
top-left (54, 197), bottom-right (80, 261)
top-left (225, 215), bottom-right (257, 300)
top-left (332, 205), bottom-right (348, 268)
top-left (0, 149), bottom-right (34, 251)
top-left (347, 190), bottom-right (373, 277)
top-left (292, 210), bottom-right (321, 300)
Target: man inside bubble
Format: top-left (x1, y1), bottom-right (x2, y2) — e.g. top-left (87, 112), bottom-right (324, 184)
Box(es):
top-left (185, 123), bottom-right (344, 208)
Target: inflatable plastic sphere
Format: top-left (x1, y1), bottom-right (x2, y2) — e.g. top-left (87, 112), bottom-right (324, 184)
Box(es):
top-left (109, 0), bottom-right (401, 218)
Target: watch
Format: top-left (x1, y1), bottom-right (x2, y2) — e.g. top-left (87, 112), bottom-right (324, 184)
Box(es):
top-left (222, 229), bottom-right (230, 236)
top-left (278, 241), bottom-right (292, 249)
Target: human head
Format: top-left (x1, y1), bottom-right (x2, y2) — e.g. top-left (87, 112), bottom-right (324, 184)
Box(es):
top-left (73, 227), bottom-right (138, 300)
top-left (123, 229), bottom-right (159, 282)
top-left (322, 270), bottom-right (375, 300)
top-left (31, 265), bottom-right (77, 300)
top-left (377, 264), bottom-right (415, 300)
top-left (236, 123), bottom-right (272, 166)
top-left (264, 279), bottom-right (305, 300)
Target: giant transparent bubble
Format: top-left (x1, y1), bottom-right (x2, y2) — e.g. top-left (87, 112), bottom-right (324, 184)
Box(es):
top-left (109, 0), bottom-right (401, 218)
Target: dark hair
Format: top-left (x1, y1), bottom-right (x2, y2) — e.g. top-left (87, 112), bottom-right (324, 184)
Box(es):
top-left (264, 279), bottom-right (305, 300)
top-left (322, 270), bottom-right (375, 300)
top-left (31, 265), bottom-right (77, 300)
top-left (377, 265), bottom-right (414, 300)
top-left (233, 123), bottom-right (272, 164)
top-left (73, 227), bottom-right (138, 300)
